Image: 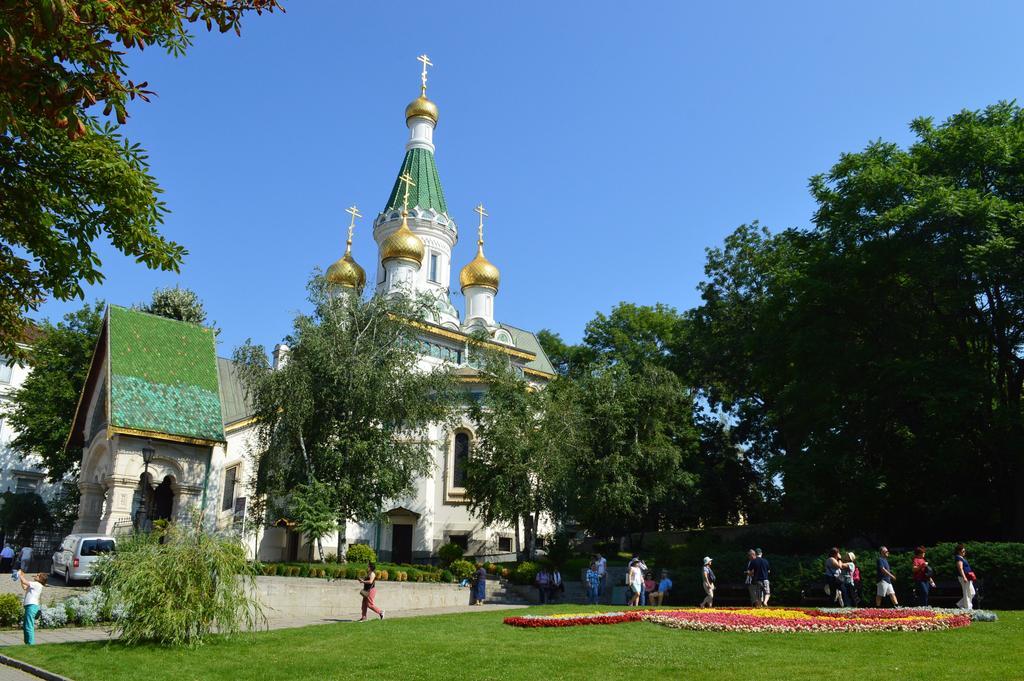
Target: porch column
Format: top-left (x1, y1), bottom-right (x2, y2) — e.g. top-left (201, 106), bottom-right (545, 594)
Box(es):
top-left (96, 475), bottom-right (138, 535)
top-left (72, 482), bottom-right (105, 534)
top-left (171, 483), bottom-right (204, 524)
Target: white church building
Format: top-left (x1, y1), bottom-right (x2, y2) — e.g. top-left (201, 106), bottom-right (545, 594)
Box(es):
top-left (65, 58), bottom-right (556, 564)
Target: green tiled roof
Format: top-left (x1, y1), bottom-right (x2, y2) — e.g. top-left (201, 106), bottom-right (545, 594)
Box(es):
top-left (107, 306), bottom-right (225, 443)
top-left (383, 147), bottom-right (448, 215)
top-left (500, 324), bottom-right (557, 376)
top-left (217, 357), bottom-right (253, 426)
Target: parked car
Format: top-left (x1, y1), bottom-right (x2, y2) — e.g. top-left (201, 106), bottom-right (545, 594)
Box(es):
top-left (51, 534), bottom-right (116, 584)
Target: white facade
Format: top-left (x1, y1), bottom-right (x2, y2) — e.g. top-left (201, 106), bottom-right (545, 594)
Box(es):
top-left (0, 350), bottom-right (62, 503)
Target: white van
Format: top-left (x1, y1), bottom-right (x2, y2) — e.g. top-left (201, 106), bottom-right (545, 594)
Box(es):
top-left (50, 534), bottom-right (116, 584)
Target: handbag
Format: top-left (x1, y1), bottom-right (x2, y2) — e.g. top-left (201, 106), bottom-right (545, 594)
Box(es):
top-left (966, 571), bottom-right (977, 582)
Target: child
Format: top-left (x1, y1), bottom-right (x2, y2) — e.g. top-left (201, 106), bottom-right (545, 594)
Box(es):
top-left (18, 570), bottom-right (46, 645)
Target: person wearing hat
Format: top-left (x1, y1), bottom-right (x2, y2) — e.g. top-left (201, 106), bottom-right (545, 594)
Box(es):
top-left (650, 569), bottom-right (673, 606)
top-left (701, 557), bottom-right (716, 608)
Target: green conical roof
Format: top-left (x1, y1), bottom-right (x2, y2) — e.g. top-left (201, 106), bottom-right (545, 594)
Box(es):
top-left (383, 147), bottom-right (448, 215)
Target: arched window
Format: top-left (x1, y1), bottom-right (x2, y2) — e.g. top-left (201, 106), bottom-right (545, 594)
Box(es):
top-left (453, 432), bottom-right (470, 488)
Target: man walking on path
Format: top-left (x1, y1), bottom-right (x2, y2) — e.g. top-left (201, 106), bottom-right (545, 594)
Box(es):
top-left (0, 545), bottom-right (13, 574)
top-left (875, 546), bottom-right (899, 607)
top-left (17, 545), bottom-right (32, 572)
top-left (751, 548), bottom-right (771, 606)
top-left (595, 553), bottom-right (607, 604)
top-left (744, 549), bottom-right (758, 606)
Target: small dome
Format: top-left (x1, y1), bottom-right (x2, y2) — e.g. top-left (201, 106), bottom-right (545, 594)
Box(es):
top-left (326, 252), bottom-right (365, 290)
top-left (381, 214), bottom-right (424, 265)
top-left (459, 244), bottom-right (500, 292)
top-left (405, 95), bottom-right (439, 125)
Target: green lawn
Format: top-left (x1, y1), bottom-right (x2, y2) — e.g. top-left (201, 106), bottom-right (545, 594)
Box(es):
top-left (6, 606), bottom-right (1023, 681)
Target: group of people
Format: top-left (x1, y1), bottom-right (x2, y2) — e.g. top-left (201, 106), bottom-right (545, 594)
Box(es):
top-left (625, 554), bottom-right (673, 606)
top-left (533, 565), bottom-right (565, 604)
top-left (0, 542), bottom-right (34, 573)
top-left (741, 548), bottom-right (771, 608)
top-left (827, 543), bottom-right (979, 610)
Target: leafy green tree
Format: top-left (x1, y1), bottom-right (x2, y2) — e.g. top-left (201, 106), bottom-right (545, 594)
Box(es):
top-left (563, 362), bottom-right (699, 540)
top-left (0, 0), bottom-right (282, 360)
top-left (94, 517), bottom-right (263, 646)
top-left (290, 480), bottom-right (337, 563)
top-left (135, 285), bottom-right (212, 327)
top-left (685, 102), bottom-right (1024, 540)
top-left (464, 352), bottom-right (577, 559)
top-left (583, 302), bottom-right (685, 372)
top-left (536, 329), bottom-right (593, 377)
top-left (234, 277), bottom-right (460, 554)
top-left (5, 301), bottom-right (104, 482)
top-left (0, 491), bottom-right (52, 545)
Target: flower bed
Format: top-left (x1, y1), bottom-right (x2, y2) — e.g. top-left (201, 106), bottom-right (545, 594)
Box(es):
top-left (504, 607), bottom-right (973, 632)
top-left (503, 611), bottom-right (647, 628)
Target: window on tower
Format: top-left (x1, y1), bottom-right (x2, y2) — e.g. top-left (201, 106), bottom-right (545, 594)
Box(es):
top-left (452, 432), bottom-right (469, 488)
top-left (429, 253), bottom-right (440, 283)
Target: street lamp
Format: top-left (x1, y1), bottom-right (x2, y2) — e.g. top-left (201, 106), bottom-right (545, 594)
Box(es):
top-left (138, 441), bottom-right (156, 529)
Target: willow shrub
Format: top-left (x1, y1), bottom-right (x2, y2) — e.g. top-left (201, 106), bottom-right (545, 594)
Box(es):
top-left (93, 518), bottom-right (264, 646)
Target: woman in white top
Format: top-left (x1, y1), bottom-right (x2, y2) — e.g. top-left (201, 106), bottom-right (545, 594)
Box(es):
top-left (627, 560), bottom-right (643, 606)
top-left (17, 570), bottom-right (46, 645)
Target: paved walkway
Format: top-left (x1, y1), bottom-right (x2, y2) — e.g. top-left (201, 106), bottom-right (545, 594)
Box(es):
top-left (0, 602), bottom-right (528, 647)
top-left (0, 665), bottom-right (36, 681)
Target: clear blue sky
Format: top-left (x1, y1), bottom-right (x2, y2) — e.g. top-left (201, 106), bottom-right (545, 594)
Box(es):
top-left (34, 1), bottom-right (1024, 355)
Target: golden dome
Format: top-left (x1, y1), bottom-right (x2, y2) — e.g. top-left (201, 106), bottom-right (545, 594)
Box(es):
top-left (460, 243), bottom-right (500, 292)
top-left (380, 213), bottom-right (424, 265)
top-left (405, 95), bottom-right (439, 125)
top-left (326, 251), bottom-right (365, 290)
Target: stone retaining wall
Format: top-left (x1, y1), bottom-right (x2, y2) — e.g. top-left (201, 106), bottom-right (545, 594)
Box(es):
top-left (253, 576), bottom-right (472, 620)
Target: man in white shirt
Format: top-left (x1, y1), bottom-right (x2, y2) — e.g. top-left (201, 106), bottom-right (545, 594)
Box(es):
top-left (17, 570), bottom-right (46, 645)
top-left (0, 544), bottom-right (14, 573)
top-left (594, 553), bottom-right (607, 603)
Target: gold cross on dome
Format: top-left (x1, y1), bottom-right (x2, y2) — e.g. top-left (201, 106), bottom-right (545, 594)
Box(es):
top-left (474, 203), bottom-right (488, 244)
top-left (398, 172), bottom-right (416, 213)
top-left (344, 205), bottom-right (362, 247)
top-left (417, 54), bottom-right (433, 96)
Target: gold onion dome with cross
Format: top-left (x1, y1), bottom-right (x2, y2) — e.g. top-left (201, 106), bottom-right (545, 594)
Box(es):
top-left (327, 205), bottom-right (367, 289)
top-left (381, 172), bottom-right (425, 265)
top-left (460, 204), bottom-right (500, 292)
top-left (405, 54), bottom-right (439, 125)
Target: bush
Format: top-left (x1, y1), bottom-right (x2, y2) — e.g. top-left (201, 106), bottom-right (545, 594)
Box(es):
top-left (511, 561), bottom-right (540, 586)
top-left (64, 588), bottom-right (104, 626)
top-left (262, 564), bottom-right (278, 576)
top-left (92, 518), bottom-right (263, 646)
top-left (345, 566), bottom-right (360, 580)
top-left (39, 603), bottom-right (68, 629)
top-left (501, 567), bottom-right (510, 579)
top-left (325, 552), bottom-right (338, 563)
top-left (449, 559), bottom-right (475, 581)
top-left (377, 569), bottom-right (389, 581)
top-left (440, 569), bottom-right (454, 583)
top-left (345, 543), bottom-right (377, 564)
top-left (437, 542), bottom-right (464, 567)
top-left (0, 594), bottom-right (21, 626)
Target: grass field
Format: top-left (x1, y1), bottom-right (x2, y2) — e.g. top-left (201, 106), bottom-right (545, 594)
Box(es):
top-left (5, 606), bottom-right (1023, 681)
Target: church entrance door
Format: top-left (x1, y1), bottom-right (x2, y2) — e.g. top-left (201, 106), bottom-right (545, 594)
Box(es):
top-left (391, 524), bottom-right (412, 565)
top-left (153, 477), bottom-right (174, 521)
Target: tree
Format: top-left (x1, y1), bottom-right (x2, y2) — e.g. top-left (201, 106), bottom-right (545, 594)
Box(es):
top-left (464, 351), bottom-right (577, 560)
top-left (135, 285), bottom-right (215, 329)
top-left (0, 491), bottom-right (52, 546)
top-left (0, 0), bottom-right (282, 360)
top-left (684, 102), bottom-right (1024, 541)
top-left (234, 277), bottom-right (460, 558)
top-left (563, 362), bottom-right (699, 540)
top-left (93, 516), bottom-right (263, 646)
top-left (5, 301), bottom-right (104, 482)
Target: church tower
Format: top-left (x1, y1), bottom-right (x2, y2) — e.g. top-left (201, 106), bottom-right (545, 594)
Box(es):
top-left (373, 55), bottom-right (460, 328)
